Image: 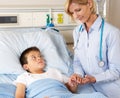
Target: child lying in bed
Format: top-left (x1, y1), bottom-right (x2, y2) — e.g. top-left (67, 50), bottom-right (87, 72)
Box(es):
top-left (14, 46), bottom-right (107, 98)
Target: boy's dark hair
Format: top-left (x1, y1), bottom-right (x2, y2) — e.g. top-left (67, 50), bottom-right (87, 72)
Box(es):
top-left (20, 46), bottom-right (40, 66)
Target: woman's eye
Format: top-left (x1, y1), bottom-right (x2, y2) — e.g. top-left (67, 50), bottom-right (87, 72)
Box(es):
top-left (70, 9), bottom-right (81, 15)
top-left (76, 9), bottom-right (81, 12)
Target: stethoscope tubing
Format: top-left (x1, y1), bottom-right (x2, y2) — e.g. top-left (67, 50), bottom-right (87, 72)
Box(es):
top-left (77, 18), bottom-right (104, 62)
top-left (99, 18), bottom-right (104, 61)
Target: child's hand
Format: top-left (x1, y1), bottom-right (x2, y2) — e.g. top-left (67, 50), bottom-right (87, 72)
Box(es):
top-left (69, 73), bottom-right (82, 86)
top-left (68, 79), bottom-right (78, 87)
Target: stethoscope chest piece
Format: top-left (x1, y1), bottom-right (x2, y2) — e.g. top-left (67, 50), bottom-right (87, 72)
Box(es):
top-left (98, 61), bottom-right (104, 67)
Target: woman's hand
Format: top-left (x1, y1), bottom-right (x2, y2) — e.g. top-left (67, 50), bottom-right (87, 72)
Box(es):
top-left (82, 75), bottom-right (96, 84)
top-left (69, 74), bottom-right (96, 86)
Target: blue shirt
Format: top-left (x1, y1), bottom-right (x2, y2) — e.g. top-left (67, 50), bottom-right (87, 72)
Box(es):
top-left (73, 16), bottom-right (120, 98)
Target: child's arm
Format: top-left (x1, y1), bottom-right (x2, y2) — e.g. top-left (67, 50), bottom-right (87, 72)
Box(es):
top-left (65, 76), bottom-right (79, 93)
top-left (15, 83), bottom-right (26, 98)
top-left (62, 73), bottom-right (80, 93)
top-left (65, 82), bottom-right (78, 93)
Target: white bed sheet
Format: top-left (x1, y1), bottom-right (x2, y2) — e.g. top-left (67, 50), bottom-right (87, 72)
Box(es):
top-left (0, 27), bottom-right (73, 83)
top-left (0, 74), bottom-right (18, 83)
top-left (0, 27), bottom-right (96, 96)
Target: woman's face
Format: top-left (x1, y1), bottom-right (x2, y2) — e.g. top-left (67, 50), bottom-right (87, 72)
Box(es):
top-left (69, 2), bottom-right (92, 23)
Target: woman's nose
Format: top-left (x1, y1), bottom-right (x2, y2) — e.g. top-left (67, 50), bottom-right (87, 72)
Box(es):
top-left (73, 12), bottom-right (79, 19)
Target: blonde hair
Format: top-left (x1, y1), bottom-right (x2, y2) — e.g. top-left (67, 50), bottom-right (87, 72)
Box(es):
top-left (65, 0), bottom-right (97, 18)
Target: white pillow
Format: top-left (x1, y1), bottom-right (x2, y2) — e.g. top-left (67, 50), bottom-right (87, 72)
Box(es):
top-left (0, 28), bottom-right (73, 76)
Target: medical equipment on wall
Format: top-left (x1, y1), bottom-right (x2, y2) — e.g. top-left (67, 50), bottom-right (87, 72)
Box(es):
top-left (76, 18), bottom-right (105, 67)
top-left (46, 14), bottom-right (50, 27)
top-left (57, 13), bottom-right (64, 24)
top-left (46, 14), bottom-right (54, 27)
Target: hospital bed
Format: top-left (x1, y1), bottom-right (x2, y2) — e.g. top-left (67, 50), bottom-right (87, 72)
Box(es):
top-left (0, 27), bottom-right (95, 98)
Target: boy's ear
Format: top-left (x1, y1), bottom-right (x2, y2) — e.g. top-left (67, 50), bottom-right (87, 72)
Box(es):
top-left (23, 64), bottom-right (29, 70)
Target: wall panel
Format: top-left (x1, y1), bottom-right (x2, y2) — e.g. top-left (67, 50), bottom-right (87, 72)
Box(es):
top-left (0, 0), bottom-right (66, 7)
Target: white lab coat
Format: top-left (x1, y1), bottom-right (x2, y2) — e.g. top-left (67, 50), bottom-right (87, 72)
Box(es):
top-left (73, 15), bottom-right (120, 98)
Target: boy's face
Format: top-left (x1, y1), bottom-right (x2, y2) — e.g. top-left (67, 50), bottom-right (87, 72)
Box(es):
top-left (24, 51), bottom-right (45, 73)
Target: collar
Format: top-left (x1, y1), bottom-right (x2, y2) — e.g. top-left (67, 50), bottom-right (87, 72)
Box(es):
top-left (80, 15), bottom-right (103, 33)
top-left (91, 15), bottom-right (103, 32)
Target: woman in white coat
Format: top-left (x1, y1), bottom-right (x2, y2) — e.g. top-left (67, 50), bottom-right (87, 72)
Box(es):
top-left (65, 0), bottom-right (120, 98)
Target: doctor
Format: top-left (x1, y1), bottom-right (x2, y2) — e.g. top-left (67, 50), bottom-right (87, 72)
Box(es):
top-left (65, 0), bottom-right (120, 98)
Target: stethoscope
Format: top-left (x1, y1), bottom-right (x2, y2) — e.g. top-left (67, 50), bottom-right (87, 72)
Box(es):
top-left (77, 18), bottom-right (105, 67)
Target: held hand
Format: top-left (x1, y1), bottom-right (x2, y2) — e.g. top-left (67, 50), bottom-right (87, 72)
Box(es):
top-left (68, 79), bottom-right (78, 87)
top-left (69, 73), bottom-right (82, 86)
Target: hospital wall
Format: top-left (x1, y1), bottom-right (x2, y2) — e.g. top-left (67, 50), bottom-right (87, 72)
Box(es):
top-left (108, 0), bottom-right (120, 29)
top-left (0, 0), bottom-right (120, 45)
top-left (0, 0), bottom-right (65, 7)
top-left (0, 0), bottom-right (75, 44)
top-left (0, 0), bottom-right (120, 29)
